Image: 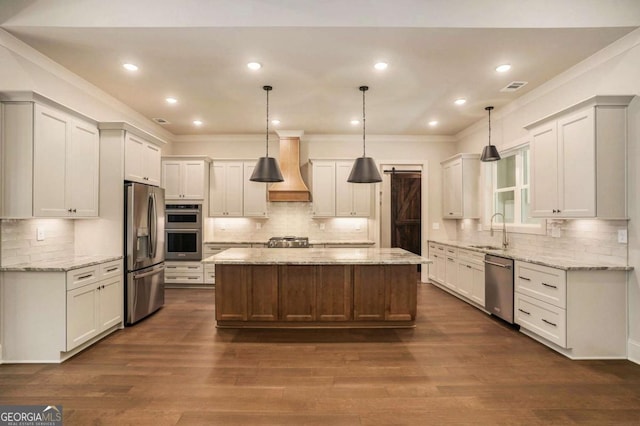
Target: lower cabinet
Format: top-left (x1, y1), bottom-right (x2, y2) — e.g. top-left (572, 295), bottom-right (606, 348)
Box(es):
top-left (202, 243), bottom-right (253, 285)
top-left (514, 260), bottom-right (627, 359)
top-left (1, 259), bottom-right (123, 363)
top-left (215, 264), bottom-right (416, 326)
top-left (164, 261), bottom-right (204, 286)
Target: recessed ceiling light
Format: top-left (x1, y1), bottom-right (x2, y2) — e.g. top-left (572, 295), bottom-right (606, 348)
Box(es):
top-left (351, 119), bottom-right (360, 125)
top-left (374, 62), bottom-right (388, 71)
top-left (454, 98), bottom-right (467, 106)
top-left (193, 120), bottom-right (203, 126)
top-left (123, 63), bottom-right (138, 71)
top-left (496, 64), bottom-right (511, 73)
top-left (271, 119), bottom-right (280, 125)
top-left (429, 120), bottom-right (438, 126)
top-left (247, 62), bottom-right (262, 70)
top-left (166, 97), bottom-right (177, 104)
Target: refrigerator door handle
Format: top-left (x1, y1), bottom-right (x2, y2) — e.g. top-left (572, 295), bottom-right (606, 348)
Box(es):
top-left (132, 264), bottom-right (165, 280)
top-left (148, 193), bottom-right (157, 258)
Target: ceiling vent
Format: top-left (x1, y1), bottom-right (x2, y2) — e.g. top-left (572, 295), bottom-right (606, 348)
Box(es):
top-left (153, 117), bottom-right (170, 124)
top-left (500, 81), bottom-right (528, 92)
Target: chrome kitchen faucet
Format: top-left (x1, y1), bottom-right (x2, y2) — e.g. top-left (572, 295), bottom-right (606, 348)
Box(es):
top-left (490, 212), bottom-right (509, 250)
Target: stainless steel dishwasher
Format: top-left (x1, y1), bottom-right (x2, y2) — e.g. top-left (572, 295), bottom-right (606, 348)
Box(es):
top-left (484, 254), bottom-right (514, 324)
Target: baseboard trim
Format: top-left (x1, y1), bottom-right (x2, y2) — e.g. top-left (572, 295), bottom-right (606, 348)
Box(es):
top-left (628, 339), bottom-right (640, 365)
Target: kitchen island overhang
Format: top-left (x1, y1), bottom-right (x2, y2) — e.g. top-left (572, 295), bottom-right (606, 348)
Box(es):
top-left (203, 248), bottom-right (431, 329)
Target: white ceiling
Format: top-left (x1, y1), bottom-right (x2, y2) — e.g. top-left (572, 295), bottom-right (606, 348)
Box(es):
top-left (1, 1), bottom-right (639, 137)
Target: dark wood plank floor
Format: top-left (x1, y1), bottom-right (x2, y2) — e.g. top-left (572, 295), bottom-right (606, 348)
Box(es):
top-left (2, 284), bottom-right (640, 425)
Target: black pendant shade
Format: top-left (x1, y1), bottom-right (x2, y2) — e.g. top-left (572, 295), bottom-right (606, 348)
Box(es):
top-left (348, 85), bottom-right (382, 183)
top-left (348, 156), bottom-right (382, 183)
top-left (480, 105), bottom-right (501, 162)
top-left (250, 85), bottom-right (284, 182)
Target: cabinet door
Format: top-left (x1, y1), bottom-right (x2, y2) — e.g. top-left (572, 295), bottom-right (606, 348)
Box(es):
top-left (67, 119), bottom-right (99, 217)
top-left (124, 134), bottom-right (146, 183)
top-left (530, 122), bottom-right (558, 217)
top-left (442, 160), bottom-right (462, 218)
top-left (351, 181), bottom-right (372, 216)
top-left (558, 109), bottom-right (595, 217)
top-left (182, 161), bottom-right (206, 199)
top-left (353, 265), bottom-right (386, 320)
top-left (33, 103), bottom-right (69, 217)
top-left (279, 265), bottom-right (316, 321)
top-left (144, 143), bottom-right (162, 186)
top-left (224, 162), bottom-right (244, 216)
top-left (243, 163), bottom-right (268, 217)
top-left (209, 162), bottom-right (226, 216)
top-left (98, 277), bottom-right (123, 331)
top-left (316, 265), bottom-right (352, 321)
top-left (444, 256), bottom-right (458, 291)
top-left (311, 162), bottom-right (336, 216)
top-left (385, 265), bottom-right (417, 321)
top-left (456, 261), bottom-right (473, 298)
top-left (335, 162), bottom-right (354, 216)
top-left (215, 265), bottom-right (248, 321)
top-left (470, 265), bottom-right (485, 307)
top-left (247, 265), bottom-right (278, 321)
top-left (162, 161), bottom-right (183, 199)
top-left (435, 252), bottom-right (446, 284)
top-left (66, 284), bottom-right (99, 350)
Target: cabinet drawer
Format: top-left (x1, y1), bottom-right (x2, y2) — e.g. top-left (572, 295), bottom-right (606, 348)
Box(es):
top-left (67, 265), bottom-right (99, 291)
top-left (204, 266), bottom-right (215, 284)
top-left (515, 292), bottom-right (567, 348)
top-left (100, 260), bottom-right (122, 279)
top-left (164, 272), bottom-right (204, 284)
top-left (165, 262), bottom-right (203, 273)
top-left (445, 246), bottom-right (458, 257)
top-left (515, 261), bottom-right (566, 308)
top-left (457, 248), bottom-right (484, 264)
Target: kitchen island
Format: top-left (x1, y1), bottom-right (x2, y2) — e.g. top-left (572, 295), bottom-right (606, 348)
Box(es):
top-left (203, 247), bottom-right (430, 328)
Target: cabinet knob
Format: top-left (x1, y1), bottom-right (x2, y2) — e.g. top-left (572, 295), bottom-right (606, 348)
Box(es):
top-left (67, 208), bottom-right (72, 213)
top-left (72, 208), bottom-right (77, 213)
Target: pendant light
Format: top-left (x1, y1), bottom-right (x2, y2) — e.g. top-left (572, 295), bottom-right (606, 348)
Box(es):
top-left (250, 85), bottom-right (284, 182)
top-left (480, 106), bottom-right (501, 162)
top-left (348, 85), bottom-right (382, 183)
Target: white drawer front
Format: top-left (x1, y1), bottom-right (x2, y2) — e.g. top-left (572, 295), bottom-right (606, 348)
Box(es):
top-left (444, 246), bottom-right (458, 257)
top-left (204, 267), bottom-right (215, 284)
top-left (165, 261), bottom-right (203, 273)
top-left (457, 248), bottom-right (484, 264)
top-left (100, 260), bottom-right (122, 279)
top-left (164, 272), bottom-right (204, 284)
top-left (67, 265), bottom-right (99, 291)
top-left (515, 292), bottom-right (567, 348)
top-left (515, 261), bottom-right (566, 309)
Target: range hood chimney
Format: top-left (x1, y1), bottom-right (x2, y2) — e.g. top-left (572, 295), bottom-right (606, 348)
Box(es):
top-left (268, 130), bottom-right (311, 202)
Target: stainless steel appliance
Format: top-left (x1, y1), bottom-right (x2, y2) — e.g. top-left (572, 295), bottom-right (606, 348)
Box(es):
top-left (124, 182), bottom-right (165, 325)
top-left (165, 204), bottom-right (202, 260)
top-left (484, 254), bottom-right (514, 324)
top-left (268, 236), bottom-right (309, 248)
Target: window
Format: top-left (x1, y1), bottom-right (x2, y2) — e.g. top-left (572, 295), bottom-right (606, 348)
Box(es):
top-left (491, 146), bottom-right (541, 229)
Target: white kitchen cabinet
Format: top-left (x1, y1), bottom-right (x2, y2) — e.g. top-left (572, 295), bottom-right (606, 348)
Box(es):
top-left (428, 243), bottom-right (446, 285)
top-left (203, 243), bottom-right (253, 285)
top-left (443, 246), bottom-right (458, 291)
top-left (429, 242), bottom-right (485, 309)
top-left (209, 161), bottom-right (244, 216)
top-left (164, 261), bottom-right (204, 287)
top-left (310, 160), bottom-right (372, 217)
top-left (526, 96), bottom-right (632, 219)
top-left (162, 157), bottom-right (210, 200)
top-left (440, 154), bottom-right (479, 219)
top-left (1, 258), bottom-right (123, 362)
top-left (514, 260), bottom-right (627, 359)
top-left (1, 100), bottom-right (99, 218)
top-left (125, 133), bottom-right (162, 186)
top-left (243, 162), bottom-right (268, 217)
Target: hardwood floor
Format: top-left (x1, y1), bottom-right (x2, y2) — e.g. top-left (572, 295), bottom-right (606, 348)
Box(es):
top-left (2, 284), bottom-right (640, 425)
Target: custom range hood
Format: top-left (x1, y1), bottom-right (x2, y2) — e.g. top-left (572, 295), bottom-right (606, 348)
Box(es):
top-left (267, 130), bottom-right (311, 202)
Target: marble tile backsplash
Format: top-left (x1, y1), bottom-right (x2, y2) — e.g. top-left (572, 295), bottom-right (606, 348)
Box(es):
top-left (205, 202), bottom-right (370, 242)
top-left (0, 219), bottom-right (75, 266)
top-left (457, 219), bottom-right (628, 265)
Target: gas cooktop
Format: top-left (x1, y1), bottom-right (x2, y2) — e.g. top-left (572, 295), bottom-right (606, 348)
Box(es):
top-left (267, 236), bottom-right (309, 248)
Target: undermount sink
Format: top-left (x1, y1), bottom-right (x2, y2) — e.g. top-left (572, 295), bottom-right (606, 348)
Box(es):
top-left (469, 244), bottom-right (503, 250)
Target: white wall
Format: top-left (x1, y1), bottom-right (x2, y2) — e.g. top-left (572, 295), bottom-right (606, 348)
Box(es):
top-left (455, 28), bottom-right (640, 362)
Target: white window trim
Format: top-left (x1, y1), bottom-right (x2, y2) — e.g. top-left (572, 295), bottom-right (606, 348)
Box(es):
top-left (480, 137), bottom-right (546, 236)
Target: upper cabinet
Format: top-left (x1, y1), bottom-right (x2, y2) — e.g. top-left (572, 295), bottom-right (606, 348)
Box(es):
top-left (310, 160), bottom-right (373, 217)
top-left (1, 98), bottom-right (99, 218)
top-left (440, 154), bottom-right (479, 219)
top-left (162, 157), bottom-right (211, 200)
top-left (125, 133), bottom-right (161, 186)
top-left (526, 96), bottom-right (633, 219)
top-left (209, 160), bottom-right (267, 217)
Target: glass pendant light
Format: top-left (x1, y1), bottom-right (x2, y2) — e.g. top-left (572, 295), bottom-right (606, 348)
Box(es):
top-left (480, 106), bottom-right (501, 162)
top-left (348, 85), bottom-right (382, 183)
top-left (250, 85), bottom-right (284, 182)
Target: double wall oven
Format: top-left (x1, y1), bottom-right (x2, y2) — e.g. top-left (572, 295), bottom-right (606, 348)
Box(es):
top-left (165, 204), bottom-right (202, 261)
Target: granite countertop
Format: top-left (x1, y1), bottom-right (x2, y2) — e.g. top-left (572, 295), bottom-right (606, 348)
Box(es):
top-left (0, 255), bottom-right (123, 272)
top-left (428, 240), bottom-right (632, 271)
top-left (203, 247), bottom-right (430, 265)
top-left (204, 239), bottom-right (376, 246)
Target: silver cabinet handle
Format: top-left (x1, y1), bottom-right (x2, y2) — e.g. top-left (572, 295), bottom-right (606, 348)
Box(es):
top-left (484, 260), bottom-right (512, 269)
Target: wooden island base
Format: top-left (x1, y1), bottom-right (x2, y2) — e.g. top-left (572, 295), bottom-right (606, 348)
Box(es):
top-left (215, 264), bottom-right (418, 329)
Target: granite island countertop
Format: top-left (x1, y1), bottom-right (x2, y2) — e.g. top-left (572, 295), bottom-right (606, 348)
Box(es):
top-left (204, 239), bottom-right (375, 246)
top-left (429, 240), bottom-right (632, 271)
top-left (0, 255), bottom-right (123, 272)
top-left (203, 247), bottom-right (430, 265)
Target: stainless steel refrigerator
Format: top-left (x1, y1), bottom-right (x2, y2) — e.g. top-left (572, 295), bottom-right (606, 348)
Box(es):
top-left (124, 182), bottom-right (165, 325)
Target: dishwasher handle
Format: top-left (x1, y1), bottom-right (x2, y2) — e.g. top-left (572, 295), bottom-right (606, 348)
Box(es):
top-left (484, 260), bottom-right (512, 269)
